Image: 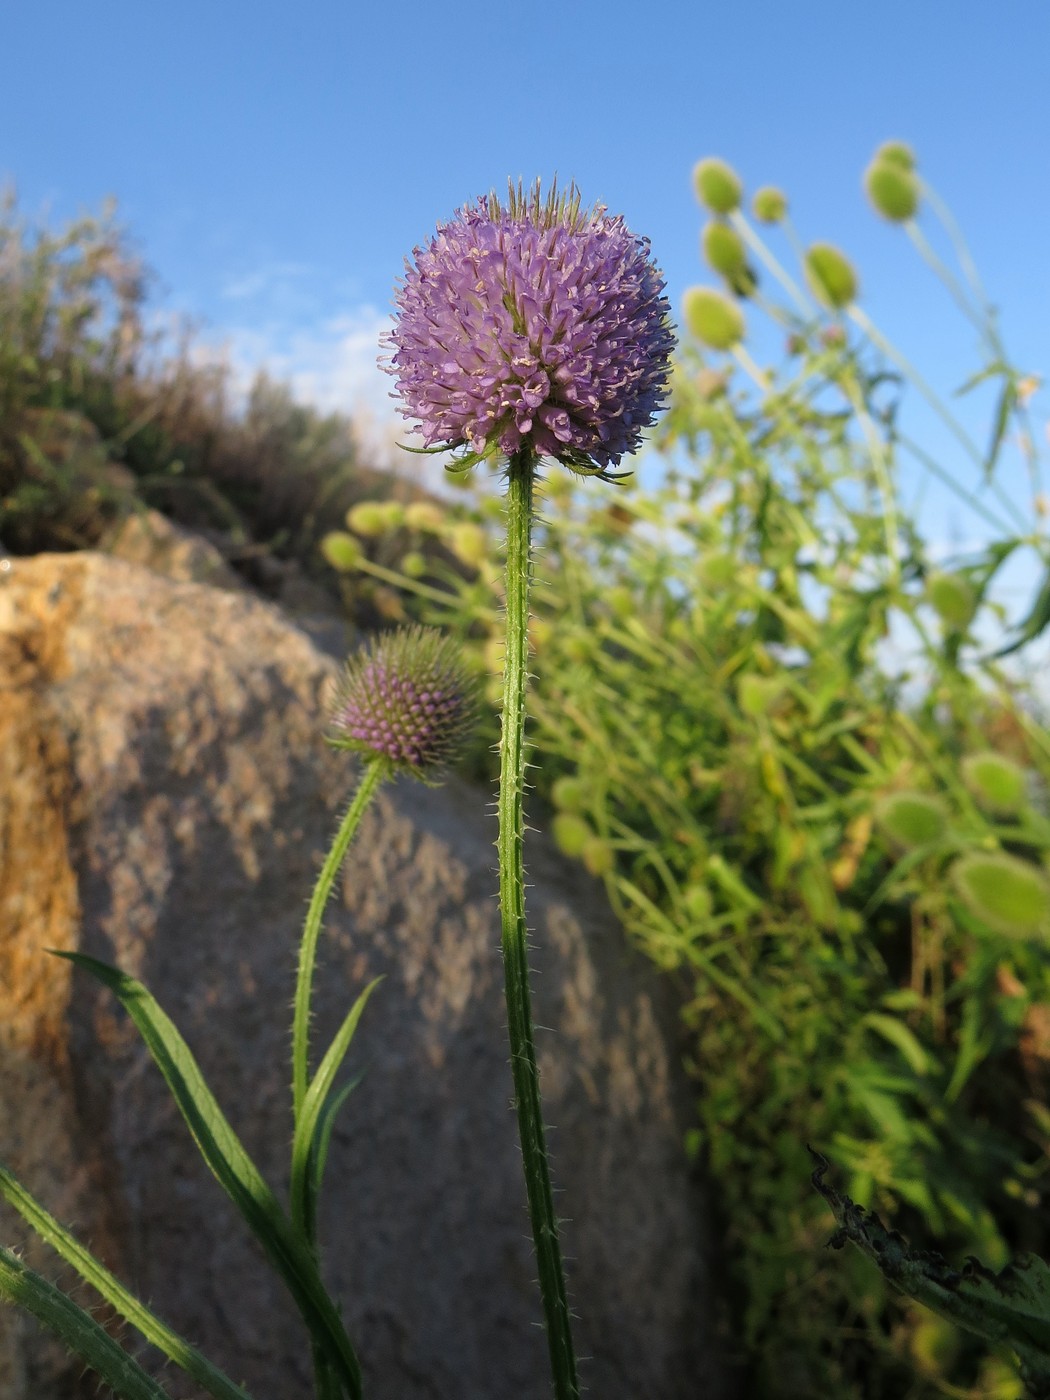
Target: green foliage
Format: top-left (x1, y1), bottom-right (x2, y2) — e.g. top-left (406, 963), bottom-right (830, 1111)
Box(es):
top-left (346, 147), bottom-right (1050, 1397)
top-left (814, 1153), bottom-right (1050, 1397)
top-left (0, 193), bottom-right (372, 561)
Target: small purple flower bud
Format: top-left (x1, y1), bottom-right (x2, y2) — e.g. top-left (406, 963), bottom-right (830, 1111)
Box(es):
top-left (382, 180), bottom-right (675, 479)
top-left (329, 627), bottom-right (477, 781)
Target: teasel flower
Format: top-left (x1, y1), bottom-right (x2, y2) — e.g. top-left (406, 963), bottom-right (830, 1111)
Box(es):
top-left (382, 180), bottom-right (674, 480)
top-left (328, 627), bottom-right (476, 782)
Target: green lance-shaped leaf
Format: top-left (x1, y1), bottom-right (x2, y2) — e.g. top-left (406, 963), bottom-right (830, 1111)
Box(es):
top-left (812, 1151), bottom-right (1050, 1397)
top-left (0, 1165), bottom-right (252, 1400)
top-left (0, 1246), bottom-right (172, 1400)
top-left (53, 952), bottom-right (364, 1400)
top-left (290, 977), bottom-right (382, 1243)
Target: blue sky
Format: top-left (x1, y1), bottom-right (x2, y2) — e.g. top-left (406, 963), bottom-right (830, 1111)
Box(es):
top-left (3, 0), bottom-right (1049, 592)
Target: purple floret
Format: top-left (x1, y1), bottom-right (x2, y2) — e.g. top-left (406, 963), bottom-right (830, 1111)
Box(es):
top-left (383, 184), bottom-right (675, 473)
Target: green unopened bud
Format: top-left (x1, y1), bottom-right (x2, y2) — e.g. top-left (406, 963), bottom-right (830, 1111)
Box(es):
top-left (551, 775), bottom-right (586, 811)
top-left (961, 752), bottom-right (1028, 814)
top-left (608, 585), bottom-right (635, 622)
top-left (697, 552), bottom-right (737, 589)
top-left (329, 626), bottom-right (477, 780)
top-left (404, 501), bottom-right (445, 532)
top-left (552, 812), bottom-right (592, 859)
top-left (347, 500), bottom-right (405, 536)
top-left (702, 221), bottom-right (747, 277)
top-left (737, 674), bottom-right (784, 718)
top-left (449, 521), bottom-right (488, 568)
top-left (952, 852), bottom-right (1050, 938)
top-left (875, 140), bottom-right (916, 172)
top-left (926, 572), bottom-right (976, 630)
top-left (693, 158), bottom-right (743, 214)
top-left (752, 186), bottom-right (788, 224)
top-left (400, 550), bottom-right (427, 578)
top-left (874, 792), bottom-right (948, 850)
top-left (683, 286), bottom-right (745, 351)
top-left (321, 531), bottom-right (363, 571)
top-left (805, 243), bottom-right (858, 309)
top-left (681, 883), bottom-right (713, 922)
top-left (582, 836), bottom-right (614, 877)
top-left (865, 160), bottom-right (920, 221)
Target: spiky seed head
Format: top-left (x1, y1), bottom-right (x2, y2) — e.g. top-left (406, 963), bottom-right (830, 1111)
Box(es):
top-left (702, 221), bottom-right (747, 277)
top-left (329, 626), bottom-right (477, 781)
top-left (952, 852), bottom-right (1050, 938)
top-left (693, 158), bottom-right (743, 214)
top-left (961, 752), bottom-right (1028, 814)
top-left (805, 243), bottom-right (859, 310)
top-left (752, 186), bottom-right (788, 224)
top-left (865, 160), bottom-right (920, 222)
top-left (874, 792), bottom-right (948, 850)
top-left (682, 286), bottom-right (745, 351)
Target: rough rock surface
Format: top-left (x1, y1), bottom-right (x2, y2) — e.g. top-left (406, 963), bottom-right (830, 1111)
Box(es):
top-left (0, 552), bottom-right (732, 1400)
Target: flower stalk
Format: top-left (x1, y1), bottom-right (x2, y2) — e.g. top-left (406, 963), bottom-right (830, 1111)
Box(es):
top-left (498, 449), bottom-right (580, 1400)
top-left (293, 756), bottom-right (388, 1124)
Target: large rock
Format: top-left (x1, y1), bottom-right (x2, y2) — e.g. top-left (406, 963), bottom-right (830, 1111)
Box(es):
top-left (0, 552), bottom-right (732, 1400)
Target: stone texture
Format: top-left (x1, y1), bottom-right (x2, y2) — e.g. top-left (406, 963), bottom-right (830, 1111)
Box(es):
top-left (100, 507), bottom-right (243, 591)
top-left (0, 552), bottom-right (732, 1400)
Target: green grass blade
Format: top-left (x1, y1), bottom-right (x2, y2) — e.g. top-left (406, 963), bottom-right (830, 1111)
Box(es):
top-left (0, 1245), bottom-right (172, 1400)
top-left (53, 951), bottom-right (363, 1400)
top-left (0, 1164), bottom-right (252, 1400)
top-left (291, 979), bottom-right (381, 1241)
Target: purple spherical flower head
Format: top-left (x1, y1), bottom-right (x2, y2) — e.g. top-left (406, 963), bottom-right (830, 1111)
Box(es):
top-left (383, 181), bottom-right (675, 479)
top-left (329, 626), bottom-right (476, 781)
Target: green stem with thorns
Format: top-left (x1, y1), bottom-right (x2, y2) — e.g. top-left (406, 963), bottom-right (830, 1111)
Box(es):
top-left (498, 449), bottom-right (580, 1400)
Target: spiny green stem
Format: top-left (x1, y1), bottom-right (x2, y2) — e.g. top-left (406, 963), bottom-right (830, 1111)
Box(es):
top-left (498, 450), bottom-right (580, 1400)
top-left (0, 1246), bottom-right (171, 1400)
top-left (0, 1166), bottom-right (251, 1400)
top-left (293, 759), bottom-right (386, 1400)
top-left (293, 757), bottom-right (387, 1124)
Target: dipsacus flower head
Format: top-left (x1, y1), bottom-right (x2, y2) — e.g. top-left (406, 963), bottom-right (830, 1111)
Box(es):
top-left (329, 627), bottom-right (476, 780)
top-left (383, 180), bottom-right (674, 479)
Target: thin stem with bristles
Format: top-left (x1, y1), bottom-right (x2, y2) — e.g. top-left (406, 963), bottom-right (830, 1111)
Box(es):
top-left (293, 757), bottom-right (388, 1123)
top-left (498, 449), bottom-right (580, 1400)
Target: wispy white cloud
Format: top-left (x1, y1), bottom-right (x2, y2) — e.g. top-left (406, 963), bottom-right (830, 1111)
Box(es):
top-left (220, 262), bottom-right (314, 302)
top-left (204, 301), bottom-right (446, 479)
